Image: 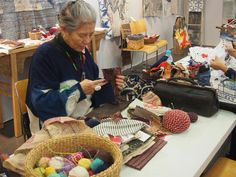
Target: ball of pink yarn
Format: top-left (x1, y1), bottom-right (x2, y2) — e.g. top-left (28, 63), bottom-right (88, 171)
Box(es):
top-left (163, 109), bottom-right (190, 133)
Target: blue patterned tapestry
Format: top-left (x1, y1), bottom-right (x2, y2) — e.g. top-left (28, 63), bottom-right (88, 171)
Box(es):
top-left (0, 0), bottom-right (69, 40)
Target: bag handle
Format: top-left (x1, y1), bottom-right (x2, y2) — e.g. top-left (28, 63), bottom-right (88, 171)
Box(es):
top-left (167, 77), bottom-right (198, 86)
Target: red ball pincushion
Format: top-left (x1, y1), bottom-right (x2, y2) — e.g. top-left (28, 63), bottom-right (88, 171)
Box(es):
top-left (163, 109), bottom-right (190, 133)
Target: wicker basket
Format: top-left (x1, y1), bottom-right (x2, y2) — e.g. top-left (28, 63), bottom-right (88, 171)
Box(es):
top-left (127, 34), bottom-right (144, 50)
top-left (28, 32), bottom-right (42, 40)
top-left (25, 133), bottom-right (123, 177)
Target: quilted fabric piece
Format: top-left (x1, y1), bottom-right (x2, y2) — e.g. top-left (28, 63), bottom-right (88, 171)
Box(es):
top-left (93, 119), bottom-right (148, 136)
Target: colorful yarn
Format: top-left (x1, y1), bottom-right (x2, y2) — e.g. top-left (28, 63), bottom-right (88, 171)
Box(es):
top-left (95, 150), bottom-right (113, 164)
top-left (163, 109), bottom-right (190, 133)
top-left (33, 167), bottom-right (45, 177)
top-left (187, 112), bottom-right (198, 123)
top-left (48, 173), bottom-right (60, 177)
top-left (49, 156), bottom-right (65, 170)
top-left (78, 158), bottom-right (92, 169)
top-left (37, 157), bottom-right (50, 168)
top-left (59, 160), bottom-right (75, 175)
top-left (90, 158), bottom-right (104, 173)
top-left (65, 152), bottom-right (84, 164)
top-left (45, 166), bottom-right (56, 176)
top-left (58, 172), bottom-right (67, 177)
top-left (68, 166), bottom-right (89, 177)
top-left (87, 170), bottom-right (94, 176)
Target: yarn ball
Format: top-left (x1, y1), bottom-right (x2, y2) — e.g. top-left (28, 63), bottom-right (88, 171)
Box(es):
top-left (37, 157), bottom-right (50, 168)
top-left (49, 156), bottom-right (65, 170)
top-left (48, 173), bottom-right (61, 177)
top-left (95, 149), bottom-right (113, 164)
top-left (163, 109), bottom-right (190, 133)
top-left (87, 170), bottom-right (94, 176)
top-left (84, 117), bottom-right (100, 128)
top-left (187, 112), bottom-right (198, 123)
top-left (33, 167), bottom-right (45, 177)
top-left (78, 158), bottom-right (92, 169)
top-left (45, 166), bottom-right (56, 176)
top-left (58, 172), bottom-right (67, 177)
top-left (59, 160), bottom-right (75, 175)
top-left (68, 166), bottom-right (89, 177)
top-left (91, 160), bottom-right (110, 174)
top-left (90, 158), bottom-right (104, 173)
top-left (65, 152), bottom-right (84, 164)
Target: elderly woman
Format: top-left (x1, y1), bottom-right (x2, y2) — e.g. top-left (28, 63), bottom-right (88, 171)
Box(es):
top-left (26, 0), bottom-right (124, 133)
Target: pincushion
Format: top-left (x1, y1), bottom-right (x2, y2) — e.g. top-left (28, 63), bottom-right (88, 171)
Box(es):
top-left (162, 109), bottom-right (190, 133)
top-left (187, 112), bottom-right (198, 123)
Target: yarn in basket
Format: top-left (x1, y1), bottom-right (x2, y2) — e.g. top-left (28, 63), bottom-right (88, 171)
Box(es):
top-left (162, 109), bottom-right (190, 133)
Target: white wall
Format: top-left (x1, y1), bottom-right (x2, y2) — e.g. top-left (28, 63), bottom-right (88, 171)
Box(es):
top-left (204, 0), bottom-right (223, 46)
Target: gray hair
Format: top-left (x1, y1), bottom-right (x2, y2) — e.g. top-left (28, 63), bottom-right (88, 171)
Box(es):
top-left (58, 0), bottom-right (97, 32)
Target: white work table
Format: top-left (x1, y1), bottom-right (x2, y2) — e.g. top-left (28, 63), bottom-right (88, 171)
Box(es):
top-left (121, 108), bottom-right (236, 177)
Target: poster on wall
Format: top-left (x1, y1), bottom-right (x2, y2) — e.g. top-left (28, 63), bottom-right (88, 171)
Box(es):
top-left (143, 0), bottom-right (162, 17)
top-left (14, 0), bottom-right (52, 12)
top-left (98, 0), bottom-right (128, 38)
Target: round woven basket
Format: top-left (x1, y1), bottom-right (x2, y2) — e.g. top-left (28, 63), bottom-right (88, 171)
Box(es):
top-left (25, 133), bottom-right (123, 177)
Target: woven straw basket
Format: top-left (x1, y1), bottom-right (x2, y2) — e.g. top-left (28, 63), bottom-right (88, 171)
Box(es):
top-left (28, 32), bottom-right (42, 40)
top-left (25, 133), bottom-right (123, 177)
top-left (127, 34), bottom-right (144, 50)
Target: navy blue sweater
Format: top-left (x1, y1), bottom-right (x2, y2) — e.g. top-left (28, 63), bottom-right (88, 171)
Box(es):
top-left (225, 68), bottom-right (236, 81)
top-left (26, 34), bottom-right (115, 121)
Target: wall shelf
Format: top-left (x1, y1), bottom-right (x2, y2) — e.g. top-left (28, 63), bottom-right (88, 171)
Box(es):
top-left (184, 0), bottom-right (205, 46)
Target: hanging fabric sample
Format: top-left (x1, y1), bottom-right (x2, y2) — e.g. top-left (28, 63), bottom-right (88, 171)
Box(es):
top-left (143, 0), bottom-right (162, 17)
top-left (163, 0), bottom-right (172, 17)
top-left (0, 1), bottom-right (66, 39)
top-left (14, 0), bottom-right (52, 12)
top-left (98, 0), bottom-right (128, 38)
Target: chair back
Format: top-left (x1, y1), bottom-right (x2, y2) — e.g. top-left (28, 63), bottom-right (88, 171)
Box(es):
top-left (129, 19), bottom-right (147, 35)
top-left (120, 23), bottom-right (131, 39)
top-left (15, 79), bottom-right (28, 114)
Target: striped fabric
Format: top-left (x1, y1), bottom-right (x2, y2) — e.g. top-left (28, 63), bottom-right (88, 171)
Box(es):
top-left (93, 119), bottom-right (148, 136)
top-left (125, 138), bottom-right (167, 170)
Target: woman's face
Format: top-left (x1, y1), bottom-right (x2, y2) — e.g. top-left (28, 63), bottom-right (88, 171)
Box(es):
top-left (62, 22), bottom-right (96, 52)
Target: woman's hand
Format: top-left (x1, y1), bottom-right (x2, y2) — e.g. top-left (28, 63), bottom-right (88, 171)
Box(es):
top-left (80, 79), bottom-right (107, 95)
top-left (210, 57), bottom-right (228, 73)
top-left (115, 75), bottom-right (125, 90)
top-left (226, 47), bottom-right (236, 58)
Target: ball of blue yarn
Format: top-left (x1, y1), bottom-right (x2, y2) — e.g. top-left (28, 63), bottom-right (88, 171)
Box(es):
top-left (90, 158), bottom-right (104, 173)
top-left (84, 117), bottom-right (100, 128)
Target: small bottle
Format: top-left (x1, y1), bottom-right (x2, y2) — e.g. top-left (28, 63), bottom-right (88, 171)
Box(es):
top-left (165, 50), bottom-right (173, 64)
